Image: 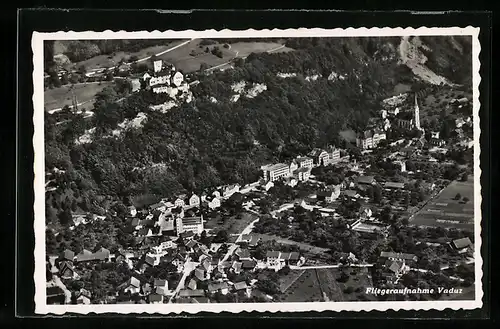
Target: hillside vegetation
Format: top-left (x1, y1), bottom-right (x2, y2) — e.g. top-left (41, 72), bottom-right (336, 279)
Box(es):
top-left (44, 36), bottom-right (472, 228)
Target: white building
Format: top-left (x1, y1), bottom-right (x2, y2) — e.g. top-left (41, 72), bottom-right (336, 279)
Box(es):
top-left (294, 167), bottom-right (311, 182)
top-left (295, 156), bottom-right (314, 169)
top-left (394, 160), bottom-right (406, 172)
top-left (262, 163), bottom-right (291, 182)
top-left (204, 196), bottom-right (221, 210)
top-left (356, 129), bottom-right (387, 149)
top-left (174, 195), bottom-right (186, 208)
top-left (189, 194), bottom-right (200, 207)
top-left (328, 146), bottom-right (341, 163)
top-left (176, 215), bottom-right (204, 236)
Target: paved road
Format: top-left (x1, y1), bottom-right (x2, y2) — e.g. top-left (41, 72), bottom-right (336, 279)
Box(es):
top-left (206, 44), bottom-right (286, 72)
top-left (48, 100), bottom-right (93, 114)
top-left (53, 275), bottom-right (72, 304)
top-left (168, 257), bottom-right (197, 303)
top-left (221, 218), bottom-right (260, 263)
top-left (86, 39), bottom-right (195, 73)
top-left (289, 263), bottom-right (374, 270)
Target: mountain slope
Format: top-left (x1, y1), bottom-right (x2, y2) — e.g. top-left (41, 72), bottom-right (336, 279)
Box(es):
top-left (44, 36), bottom-right (473, 219)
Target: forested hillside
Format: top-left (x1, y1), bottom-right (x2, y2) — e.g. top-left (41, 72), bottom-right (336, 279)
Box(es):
top-left (44, 36), bottom-right (472, 228)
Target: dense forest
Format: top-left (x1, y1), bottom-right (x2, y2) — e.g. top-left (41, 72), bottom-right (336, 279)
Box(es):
top-left (44, 36), bottom-right (473, 233)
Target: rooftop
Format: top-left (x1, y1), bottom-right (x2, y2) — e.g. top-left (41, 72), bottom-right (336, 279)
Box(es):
top-left (383, 182), bottom-right (405, 189)
top-left (452, 237), bottom-right (472, 250)
top-left (266, 163), bottom-right (290, 172)
top-left (380, 251), bottom-right (417, 261)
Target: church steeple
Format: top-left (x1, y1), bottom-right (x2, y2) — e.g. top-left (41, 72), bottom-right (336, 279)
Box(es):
top-left (414, 93), bottom-right (421, 130)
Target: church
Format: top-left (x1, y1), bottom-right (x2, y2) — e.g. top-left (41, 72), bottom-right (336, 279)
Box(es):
top-left (396, 94), bottom-right (423, 131)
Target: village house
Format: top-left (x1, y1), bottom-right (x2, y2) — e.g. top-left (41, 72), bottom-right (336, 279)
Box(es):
top-left (59, 261), bottom-right (77, 279)
top-left (235, 248), bottom-right (252, 261)
top-left (316, 189), bottom-right (338, 203)
top-left (242, 260), bottom-right (257, 272)
top-left (174, 195), bottom-right (186, 208)
top-left (60, 249), bottom-right (75, 262)
top-left (393, 160), bottom-right (406, 172)
top-left (384, 259), bottom-right (410, 283)
top-left (223, 184), bottom-right (241, 198)
top-left (189, 194), bottom-right (201, 207)
top-left (75, 247), bottom-right (111, 263)
top-left (148, 294), bottom-right (164, 304)
top-left (179, 289), bottom-right (205, 298)
top-left (286, 177), bottom-right (299, 187)
top-left (208, 282), bottom-right (230, 295)
top-left (260, 179), bottom-right (274, 192)
top-left (289, 160), bottom-right (299, 174)
top-left (232, 261), bottom-right (243, 274)
top-left (154, 279), bottom-right (169, 296)
top-left (309, 148), bottom-right (330, 167)
top-left (341, 189), bottom-right (360, 200)
top-left (128, 205), bottom-right (138, 217)
top-left (233, 281), bottom-right (248, 293)
top-left (187, 279), bottom-right (198, 290)
top-left (211, 190), bottom-right (222, 199)
top-left (194, 267), bottom-right (208, 281)
top-left (383, 181), bottom-right (405, 191)
top-left (266, 251), bottom-right (285, 271)
top-left (357, 175), bottom-right (376, 186)
top-left (75, 288), bottom-right (91, 305)
top-left (262, 163), bottom-right (291, 182)
top-left (287, 252), bottom-right (301, 266)
top-left (380, 251), bottom-right (418, 263)
top-left (122, 276), bottom-right (141, 295)
top-left (360, 206), bottom-right (373, 219)
top-left (204, 195), bottom-right (221, 210)
top-left (142, 282), bottom-right (153, 296)
top-left (449, 237), bottom-right (473, 254)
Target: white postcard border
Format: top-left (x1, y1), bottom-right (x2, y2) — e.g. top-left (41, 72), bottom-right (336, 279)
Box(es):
top-left (32, 26), bottom-right (483, 315)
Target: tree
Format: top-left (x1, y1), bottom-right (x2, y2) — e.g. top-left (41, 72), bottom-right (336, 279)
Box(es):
top-left (213, 230), bottom-right (229, 243)
top-left (454, 193), bottom-right (462, 200)
top-left (462, 196), bottom-right (470, 203)
top-left (461, 173), bottom-right (468, 182)
top-left (59, 208), bottom-right (72, 226)
top-left (234, 57), bottom-right (245, 68)
top-left (373, 185), bottom-right (382, 204)
top-left (199, 62), bottom-right (209, 71)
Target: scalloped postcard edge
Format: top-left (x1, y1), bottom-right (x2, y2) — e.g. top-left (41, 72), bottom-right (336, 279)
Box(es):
top-left (32, 26), bottom-right (483, 315)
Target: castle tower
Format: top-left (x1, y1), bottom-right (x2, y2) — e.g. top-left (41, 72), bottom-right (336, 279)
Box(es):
top-left (414, 94), bottom-right (421, 130)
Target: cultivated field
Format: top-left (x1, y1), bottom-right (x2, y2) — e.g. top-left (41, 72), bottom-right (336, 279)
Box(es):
top-left (67, 40), bottom-right (183, 72)
top-left (156, 39), bottom-right (292, 73)
top-left (410, 178), bottom-right (475, 230)
top-left (253, 233), bottom-right (330, 254)
top-left (44, 81), bottom-right (114, 112)
top-left (279, 267), bottom-right (375, 302)
top-left (204, 212), bottom-right (258, 235)
top-left (280, 270), bottom-right (323, 302)
top-left (155, 39), bottom-right (235, 73)
top-left (316, 267), bottom-right (375, 302)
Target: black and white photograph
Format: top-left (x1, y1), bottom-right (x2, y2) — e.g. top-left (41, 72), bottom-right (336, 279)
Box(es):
top-left (32, 27), bottom-right (482, 314)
